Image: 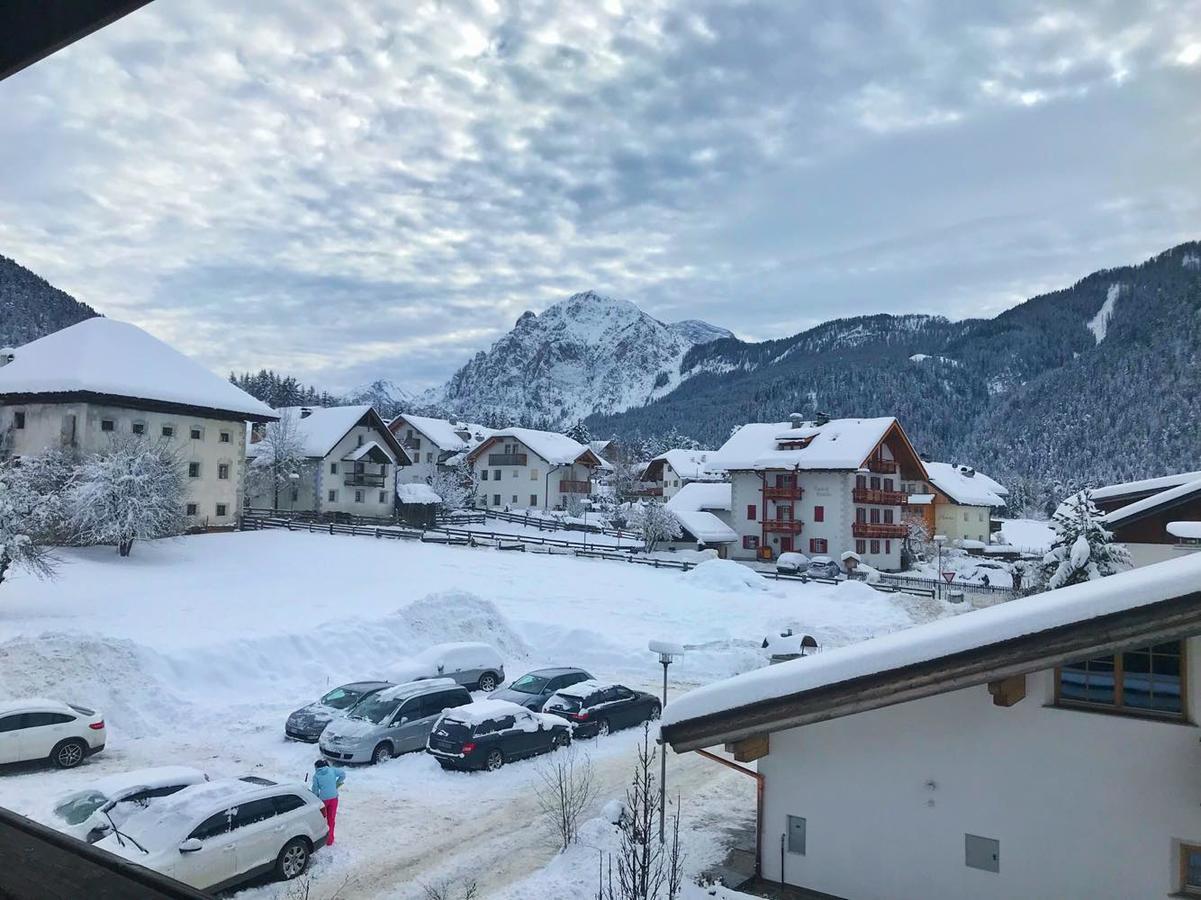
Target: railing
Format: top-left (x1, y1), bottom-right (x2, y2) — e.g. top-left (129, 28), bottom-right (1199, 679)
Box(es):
top-left (762, 519), bottom-right (803, 533)
top-left (403, 437), bottom-right (422, 451)
top-left (559, 480), bottom-right (591, 494)
top-left (344, 474), bottom-right (386, 487)
top-left (763, 484), bottom-right (802, 500)
top-left (852, 522), bottom-right (906, 538)
top-left (488, 453), bottom-right (528, 466)
top-left (852, 488), bottom-right (906, 505)
top-left (633, 484), bottom-right (663, 496)
top-left (866, 459), bottom-right (898, 474)
top-left (483, 508), bottom-right (637, 541)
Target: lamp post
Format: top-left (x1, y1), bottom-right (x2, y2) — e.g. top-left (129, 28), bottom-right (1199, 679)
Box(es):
top-left (648, 640), bottom-right (684, 843)
top-left (933, 533), bottom-right (947, 601)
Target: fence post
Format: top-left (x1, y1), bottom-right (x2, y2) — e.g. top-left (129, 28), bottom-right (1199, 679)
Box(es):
top-left (329, 523), bottom-right (334, 535)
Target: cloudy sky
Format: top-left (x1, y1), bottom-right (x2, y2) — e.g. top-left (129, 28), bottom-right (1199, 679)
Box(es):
top-left (1, 1), bottom-right (1199, 393)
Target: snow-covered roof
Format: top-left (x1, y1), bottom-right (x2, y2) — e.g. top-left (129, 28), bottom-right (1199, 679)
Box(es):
top-left (710, 417), bottom-right (904, 472)
top-left (397, 482), bottom-right (442, 504)
top-left (393, 414), bottom-right (470, 452)
top-left (343, 440), bottom-right (394, 463)
top-left (923, 462), bottom-right (1007, 507)
top-left (1168, 522), bottom-right (1201, 540)
top-left (1104, 479), bottom-right (1201, 526)
top-left (673, 510), bottom-right (738, 544)
top-left (651, 449), bottom-right (722, 481)
top-left (551, 679), bottom-right (619, 700)
top-left (441, 698), bottom-right (530, 724)
top-left (58, 766), bottom-right (206, 802)
top-left (666, 482), bottom-right (732, 513)
top-left (271, 406), bottom-right (377, 458)
top-left (0, 318), bottom-right (275, 421)
top-left (113, 779), bottom-right (297, 850)
top-left (470, 427), bottom-right (611, 469)
top-left (662, 552), bottom-right (1201, 737)
top-left (1092, 470), bottom-right (1201, 501)
top-left (0, 697), bottom-right (78, 716)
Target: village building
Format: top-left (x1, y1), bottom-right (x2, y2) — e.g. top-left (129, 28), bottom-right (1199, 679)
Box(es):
top-left (1103, 477), bottom-right (1201, 567)
top-left (710, 416), bottom-right (926, 571)
top-left (1091, 470), bottom-right (1201, 514)
top-left (661, 553), bottom-right (1201, 900)
top-left (247, 405), bottom-right (408, 518)
top-left (465, 427), bottom-right (609, 511)
top-left (640, 449), bottom-right (724, 500)
top-left (664, 481), bottom-right (737, 553)
top-left (388, 413), bottom-right (483, 485)
top-left (0, 318), bottom-right (275, 530)
top-left (902, 461), bottom-right (1008, 544)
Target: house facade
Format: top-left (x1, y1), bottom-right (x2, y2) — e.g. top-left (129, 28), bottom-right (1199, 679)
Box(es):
top-left (0, 319), bottom-right (275, 530)
top-left (661, 554), bottom-right (1201, 900)
top-left (465, 427), bottom-right (608, 511)
top-left (713, 416), bottom-right (926, 571)
top-left (640, 449), bottom-right (722, 501)
top-left (1091, 470), bottom-right (1201, 514)
top-left (388, 413), bottom-right (479, 485)
top-left (903, 461), bottom-right (1008, 544)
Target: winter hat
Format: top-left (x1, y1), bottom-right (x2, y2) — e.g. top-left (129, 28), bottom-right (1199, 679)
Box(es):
top-left (314, 759), bottom-right (328, 768)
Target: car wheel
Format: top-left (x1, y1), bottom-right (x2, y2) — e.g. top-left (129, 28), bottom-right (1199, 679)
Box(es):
top-left (648, 704), bottom-right (662, 721)
top-left (51, 739), bottom-right (87, 769)
top-left (275, 838), bottom-right (310, 881)
top-left (552, 730), bottom-right (570, 750)
top-left (596, 719), bottom-right (610, 738)
top-left (371, 742), bottom-right (394, 765)
top-left (478, 672), bottom-right (498, 692)
top-left (485, 748), bottom-right (504, 771)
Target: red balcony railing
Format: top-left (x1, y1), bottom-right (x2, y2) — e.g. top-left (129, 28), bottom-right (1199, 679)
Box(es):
top-left (866, 458), bottom-right (898, 474)
top-left (852, 522), bottom-right (906, 539)
top-left (762, 519), bottom-right (803, 534)
top-left (852, 488), bottom-right (906, 505)
top-left (559, 480), bottom-right (591, 494)
top-left (763, 484), bottom-right (802, 500)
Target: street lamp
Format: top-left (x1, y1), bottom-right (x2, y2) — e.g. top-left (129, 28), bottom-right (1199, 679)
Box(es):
top-left (933, 533), bottom-right (947, 601)
top-left (649, 639), bottom-right (685, 843)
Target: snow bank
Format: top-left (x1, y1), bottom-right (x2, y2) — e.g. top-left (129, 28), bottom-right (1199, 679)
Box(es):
top-left (997, 518), bottom-right (1055, 552)
top-left (681, 559), bottom-right (777, 594)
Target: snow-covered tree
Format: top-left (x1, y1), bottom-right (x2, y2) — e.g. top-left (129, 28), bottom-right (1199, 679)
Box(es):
top-left (1037, 490), bottom-right (1131, 591)
top-left (606, 458), bottom-right (644, 503)
top-left (902, 511), bottom-right (933, 565)
top-left (628, 500), bottom-right (683, 552)
top-left (68, 437), bottom-right (186, 556)
top-left (0, 456), bottom-right (64, 589)
top-left (564, 494), bottom-right (587, 518)
top-left (246, 408), bottom-right (307, 510)
top-left (565, 420), bottom-right (592, 445)
top-left (427, 465), bottom-right (477, 512)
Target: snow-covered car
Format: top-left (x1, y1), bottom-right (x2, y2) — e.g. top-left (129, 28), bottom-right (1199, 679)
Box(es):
top-left (775, 552), bottom-right (810, 574)
top-left (426, 699), bottom-right (571, 772)
top-left (383, 641), bottom-right (505, 692)
top-left (805, 556), bottom-right (842, 579)
top-left (0, 698), bottom-right (106, 769)
top-left (542, 680), bottom-right (661, 738)
top-left (50, 766), bottom-right (208, 843)
top-left (487, 667), bottom-right (594, 711)
top-left (95, 778), bottom-right (327, 892)
top-left (320, 679), bottom-right (472, 764)
top-left (285, 680), bottom-right (393, 742)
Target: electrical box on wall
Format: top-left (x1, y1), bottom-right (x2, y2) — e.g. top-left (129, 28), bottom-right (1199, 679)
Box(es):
top-left (965, 834), bottom-right (999, 872)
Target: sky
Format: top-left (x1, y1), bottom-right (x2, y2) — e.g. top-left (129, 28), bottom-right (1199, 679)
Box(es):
top-left (1, 1), bottom-right (1199, 395)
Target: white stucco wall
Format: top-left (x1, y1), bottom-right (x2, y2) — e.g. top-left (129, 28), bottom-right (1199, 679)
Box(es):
top-left (472, 440), bottom-right (594, 510)
top-left (1126, 542), bottom-right (1197, 569)
top-left (757, 653), bottom-right (1201, 899)
top-left (935, 502), bottom-right (992, 543)
top-left (314, 423), bottom-right (398, 516)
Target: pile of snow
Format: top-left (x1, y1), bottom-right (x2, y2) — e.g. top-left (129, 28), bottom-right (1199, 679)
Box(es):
top-left (996, 518), bottom-right (1055, 553)
top-left (681, 559), bottom-right (777, 594)
top-left (396, 482), bottom-right (442, 504)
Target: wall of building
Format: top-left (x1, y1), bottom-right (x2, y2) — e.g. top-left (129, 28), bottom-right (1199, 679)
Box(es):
top-left (392, 422), bottom-right (442, 485)
top-left (3, 401), bottom-right (247, 528)
top-left (472, 441), bottom-right (593, 510)
top-left (934, 502), bottom-right (992, 543)
top-left (757, 653), bottom-right (1201, 899)
top-left (1125, 542), bottom-right (1198, 568)
top-left (314, 423), bottom-right (399, 517)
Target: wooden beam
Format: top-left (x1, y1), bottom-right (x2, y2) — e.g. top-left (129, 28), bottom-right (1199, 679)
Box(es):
top-left (724, 733), bottom-right (769, 763)
top-left (1, 1), bottom-right (153, 82)
top-left (987, 674), bottom-right (1026, 707)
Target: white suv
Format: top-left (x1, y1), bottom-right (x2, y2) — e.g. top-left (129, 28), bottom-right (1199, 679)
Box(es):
top-left (0, 698), bottom-right (106, 768)
top-left (96, 778), bottom-right (328, 892)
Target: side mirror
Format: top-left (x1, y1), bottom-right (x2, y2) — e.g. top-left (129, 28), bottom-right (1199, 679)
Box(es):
top-left (397, 717), bottom-right (409, 726)
top-left (179, 838), bottom-right (203, 854)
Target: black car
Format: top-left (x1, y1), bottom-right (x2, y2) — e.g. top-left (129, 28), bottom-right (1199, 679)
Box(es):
top-left (487, 667), bottom-right (594, 711)
top-left (284, 681), bottom-right (392, 742)
top-left (426, 700), bottom-right (571, 772)
top-left (542, 681), bottom-right (661, 738)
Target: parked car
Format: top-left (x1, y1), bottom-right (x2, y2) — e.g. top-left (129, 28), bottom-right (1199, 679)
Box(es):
top-left (0, 698), bottom-right (106, 768)
top-left (426, 699), bottom-right (571, 771)
top-left (95, 778), bottom-right (327, 892)
top-left (806, 556), bottom-right (842, 579)
top-left (50, 766), bottom-right (208, 843)
top-left (542, 680), bottom-right (661, 738)
top-left (487, 667), bottom-right (594, 711)
top-left (384, 641), bottom-right (505, 692)
top-left (775, 552), bottom-right (810, 574)
top-left (320, 679), bottom-right (472, 764)
top-left (285, 681), bottom-right (393, 742)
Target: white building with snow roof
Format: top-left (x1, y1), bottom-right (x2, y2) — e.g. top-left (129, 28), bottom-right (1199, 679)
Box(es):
top-left (464, 427), bottom-right (609, 511)
top-left (902, 461), bottom-right (1008, 544)
top-left (387, 413), bottom-right (483, 485)
top-left (665, 481), bottom-right (737, 552)
top-left (640, 448), bottom-right (724, 500)
top-left (661, 553), bottom-right (1201, 899)
top-left (711, 415), bottom-right (927, 570)
top-left (247, 405), bottom-right (409, 517)
top-left (0, 318), bottom-right (276, 530)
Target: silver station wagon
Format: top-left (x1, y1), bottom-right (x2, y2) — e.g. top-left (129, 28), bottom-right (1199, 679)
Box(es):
top-left (319, 679), bottom-right (472, 764)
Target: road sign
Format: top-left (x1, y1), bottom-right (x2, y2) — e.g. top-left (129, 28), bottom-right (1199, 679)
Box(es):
top-left (941, 571), bottom-right (956, 584)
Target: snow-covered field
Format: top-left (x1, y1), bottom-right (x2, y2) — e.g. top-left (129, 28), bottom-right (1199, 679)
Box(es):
top-left (0, 531), bottom-right (963, 898)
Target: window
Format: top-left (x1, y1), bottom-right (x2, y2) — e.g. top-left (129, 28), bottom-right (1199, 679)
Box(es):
top-left (328, 489), bottom-right (338, 502)
top-left (217, 463), bottom-right (230, 480)
top-left (493, 469), bottom-right (501, 481)
top-left (885, 540), bottom-right (891, 554)
top-left (23, 712), bottom-right (74, 727)
top-left (870, 540), bottom-right (880, 554)
top-left (13, 411), bottom-right (24, 429)
top-left (787, 815), bottom-right (806, 855)
top-left (379, 491), bottom-right (387, 503)
top-left (742, 535), bottom-right (760, 551)
top-left (530, 494), bottom-right (538, 506)
top-left (809, 538), bottom-right (827, 553)
top-left (856, 507), bottom-right (866, 523)
top-left (189, 810), bottom-right (232, 841)
top-left (855, 474), bottom-right (866, 489)
top-left (190, 426), bottom-right (203, 440)
top-left (161, 424), bottom-right (174, 438)
top-left (0, 715), bottom-right (22, 733)
top-left (883, 509), bottom-right (894, 524)
top-left (511, 494), bottom-right (518, 504)
top-left (273, 794), bottom-right (307, 815)
top-left (131, 421), bottom-right (145, 434)
top-left (884, 478), bottom-right (894, 491)
top-left (231, 798), bottom-right (277, 830)
top-left (426, 452), bottom-right (433, 463)
top-left (531, 468), bottom-right (539, 480)
top-left (964, 511), bottom-right (969, 522)
top-left (870, 508), bottom-right (880, 524)
top-left (216, 503), bottom-right (228, 517)
top-left (355, 490), bottom-right (364, 503)
top-left (219, 431), bottom-right (231, 444)
top-left (291, 487), bottom-right (299, 502)
top-left (330, 462), bottom-right (338, 475)
top-left (855, 539), bottom-right (866, 554)
top-left (188, 462), bottom-right (201, 478)
top-left (186, 503), bottom-right (198, 516)
top-left (493, 494), bottom-right (501, 506)
top-left (482, 470), bottom-right (489, 480)
top-left (813, 505), bottom-right (824, 522)
top-left (357, 434), bottom-right (364, 447)
top-left (746, 504), bottom-right (757, 521)
top-left (512, 470), bottom-right (518, 478)
top-left (673, 479), bottom-right (680, 487)
top-left (870, 476), bottom-right (880, 490)
top-left (101, 419), bottom-right (115, 432)
top-left (1057, 641), bottom-right (1184, 718)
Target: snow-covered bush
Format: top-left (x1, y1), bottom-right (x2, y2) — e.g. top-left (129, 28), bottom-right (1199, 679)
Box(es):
top-left (902, 512), bottom-right (933, 564)
top-left (628, 501), bottom-right (683, 551)
top-left (246, 408), bottom-right (307, 509)
top-left (68, 437), bottom-right (186, 556)
top-left (565, 494), bottom-right (587, 518)
top-left (0, 455), bottom-right (65, 588)
top-left (1037, 490), bottom-right (1130, 591)
top-left (427, 465), bottom-right (477, 512)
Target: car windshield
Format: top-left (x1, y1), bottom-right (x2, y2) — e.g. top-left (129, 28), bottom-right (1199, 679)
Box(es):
top-left (546, 694), bottom-right (582, 712)
top-left (508, 674), bottom-right (551, 695)
top-left (320, 687), bottom-right (363, 710)
top-left (436, 719), bottom-right (474, 741)
top-left (349, 695), bottom-right (400, 724)
top-left (54, 791), bottom-right (109, 825)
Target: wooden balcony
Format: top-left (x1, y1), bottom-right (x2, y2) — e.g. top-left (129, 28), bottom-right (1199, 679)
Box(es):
top-left (345, 473), bottom-right (386, 487)
top-left (403, 436), bottom-right (422, 451)
top-left (488, 453), bottom-right (527, 466)
top-left (866, 458), bottom-right (898, 474)
top-left (852, 522), bottom-right (906, 539)
top-left (762, 519), bottom-right (803, 534)
top-left (763, 484), bottom-right (802, 500)
top-left (559, 479), bottom-right (591, 494)
top-left (633, 484), bottom-right (663, 496)
top-left (853, 488), bottom-right (906, 505)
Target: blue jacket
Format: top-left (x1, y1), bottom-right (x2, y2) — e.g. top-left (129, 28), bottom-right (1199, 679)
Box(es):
top-left (310, 765), bottom-right (345, 801)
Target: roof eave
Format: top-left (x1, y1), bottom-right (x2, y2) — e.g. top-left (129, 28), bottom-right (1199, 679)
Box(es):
top-left (0, 390), bottom-right (277, 423)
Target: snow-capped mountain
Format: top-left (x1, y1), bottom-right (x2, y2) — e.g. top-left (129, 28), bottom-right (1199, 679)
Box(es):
top-left (0, 253), bottom-right (98, 348)
top-left (344, 378), bottom-right (419, 419)
top-left (430, 291), bottom-right (733, 426)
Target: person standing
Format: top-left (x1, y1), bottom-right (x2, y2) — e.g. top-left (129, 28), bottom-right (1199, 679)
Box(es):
top-left (310, 759), bottom-right (345, 845)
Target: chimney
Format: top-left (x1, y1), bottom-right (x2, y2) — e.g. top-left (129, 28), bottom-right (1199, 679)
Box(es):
top-left (813, 411), bottom-right (831, 426)
top-left (0, 348), bottom-right (13, 368)
top-left (788, 412), bottom-right (804, 429)
top-left (299, 407), bottom-right (314, 419)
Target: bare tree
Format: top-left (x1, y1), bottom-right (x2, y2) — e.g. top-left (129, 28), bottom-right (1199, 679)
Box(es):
top-left (628, 501), bottom-right (683, 552)
top-left (535, 748), bottom-right (596, 851)
top-left (421, 878), bottom-right (479, 900)
top-left (247, 408), bottom-right (308, 510)
top-left (427, 464), bottom-right (478, 512)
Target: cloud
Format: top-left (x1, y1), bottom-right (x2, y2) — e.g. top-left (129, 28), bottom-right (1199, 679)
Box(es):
top-left (0, 0), bottom-right (1198, 392)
